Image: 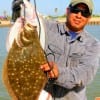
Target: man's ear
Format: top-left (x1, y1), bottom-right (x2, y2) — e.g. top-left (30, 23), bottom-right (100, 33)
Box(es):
top-left (66, 8), bottom-right (70, 14)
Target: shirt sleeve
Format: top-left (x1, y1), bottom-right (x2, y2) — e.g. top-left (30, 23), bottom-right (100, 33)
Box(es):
top-left (55, 41), bottom-right (100, 89)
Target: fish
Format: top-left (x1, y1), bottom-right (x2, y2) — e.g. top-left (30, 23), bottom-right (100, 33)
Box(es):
top-left (11, 0), bottom-right (30, 22)
top-left (12, 0), bottom-right (23, 22)
top-left (2, 21), bottom-right (48, 100)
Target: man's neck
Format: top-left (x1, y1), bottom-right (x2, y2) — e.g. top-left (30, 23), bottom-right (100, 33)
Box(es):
top-left (66, 22), bottom-right (83, 33)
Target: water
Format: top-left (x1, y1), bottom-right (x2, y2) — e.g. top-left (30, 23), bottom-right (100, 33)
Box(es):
top-left (85, 25), bottom-right (100, 100)
top-left (0, 27), bottom-right (11, 100)
top-left (0, 25), bottom-right (100, 100)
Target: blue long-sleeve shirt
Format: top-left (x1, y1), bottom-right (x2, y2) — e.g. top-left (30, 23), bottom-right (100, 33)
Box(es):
top-left (42, 19), bottom-right (100, 100)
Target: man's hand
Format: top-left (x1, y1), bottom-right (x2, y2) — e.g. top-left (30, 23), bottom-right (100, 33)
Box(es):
top-left (40, 62), bottom-right (59, 79)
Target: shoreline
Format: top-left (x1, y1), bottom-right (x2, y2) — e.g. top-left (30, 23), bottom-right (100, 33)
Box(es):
top-left (0, 17), bottom-right (100, 27)
top-left (57, 17), bottom-right (100, 25)
top-left (0, 20), bottom-right (12, 27)
top-left (88, 17), bottom-right (100, 25)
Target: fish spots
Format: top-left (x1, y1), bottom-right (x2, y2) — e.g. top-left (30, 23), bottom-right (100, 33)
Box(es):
top-left (4, 23), bottom-right (47, 100)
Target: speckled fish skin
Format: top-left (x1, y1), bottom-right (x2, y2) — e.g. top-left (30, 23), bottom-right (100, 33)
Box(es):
top-left (4, 23), bottom-right (47, 100)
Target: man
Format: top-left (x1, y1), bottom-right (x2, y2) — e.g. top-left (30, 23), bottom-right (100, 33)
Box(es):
top-left (40, 0), bottom-right (100, 100)
top-left (7, 0), bottom-right (100, 100)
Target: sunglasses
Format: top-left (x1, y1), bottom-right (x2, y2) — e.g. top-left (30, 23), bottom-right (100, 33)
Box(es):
top-left (70, 7), bottom-right (91, 18)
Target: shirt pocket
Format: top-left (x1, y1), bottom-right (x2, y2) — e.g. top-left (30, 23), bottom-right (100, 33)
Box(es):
top-left (46, 44), bottom-right (64, 62)
top-left (68, 53), bottom-right (83, 68)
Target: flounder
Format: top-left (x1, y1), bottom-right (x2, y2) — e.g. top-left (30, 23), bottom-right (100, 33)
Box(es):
top-left (2, 23), bottom-right (48, 100)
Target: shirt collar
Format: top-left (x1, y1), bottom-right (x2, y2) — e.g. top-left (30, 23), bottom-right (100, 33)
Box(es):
top-left (59, 23), bottom-right (83, 42)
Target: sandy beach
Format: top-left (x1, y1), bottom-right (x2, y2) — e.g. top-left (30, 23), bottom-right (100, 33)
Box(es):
top-left (0, 17), bottom-right (100, 27)
top-left (0, 20), bottom-right (12, 27)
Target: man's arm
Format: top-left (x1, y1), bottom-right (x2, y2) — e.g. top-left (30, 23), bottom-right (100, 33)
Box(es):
top-left (56, 41), bottom-right (100, 89)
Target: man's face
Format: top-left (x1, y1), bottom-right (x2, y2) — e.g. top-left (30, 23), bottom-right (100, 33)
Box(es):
top-left (67, 3), bottom-right (91, 32)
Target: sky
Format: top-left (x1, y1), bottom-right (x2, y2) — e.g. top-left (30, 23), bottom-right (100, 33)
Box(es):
top-left (0, 0), bottom-right (100, 16)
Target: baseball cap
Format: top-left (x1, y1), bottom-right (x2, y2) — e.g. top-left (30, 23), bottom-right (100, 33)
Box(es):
top-left (69, 0), bottom-right (94, 14)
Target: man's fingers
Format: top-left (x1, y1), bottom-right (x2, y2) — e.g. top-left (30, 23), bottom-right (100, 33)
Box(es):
top-left (40, 62), bottom-right (59, 79)
top-left (40, 62), bottom-right (53, 72)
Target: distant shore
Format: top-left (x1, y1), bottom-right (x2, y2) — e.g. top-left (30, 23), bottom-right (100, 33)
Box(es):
top-left (57, 17), bottom-right (100, 25)
top-left (0, 17), bottom-right (100, 27)
top-left (89, 17), bottom-right (100, 25)
top-left (0, 20), bottom-right (12, 27)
